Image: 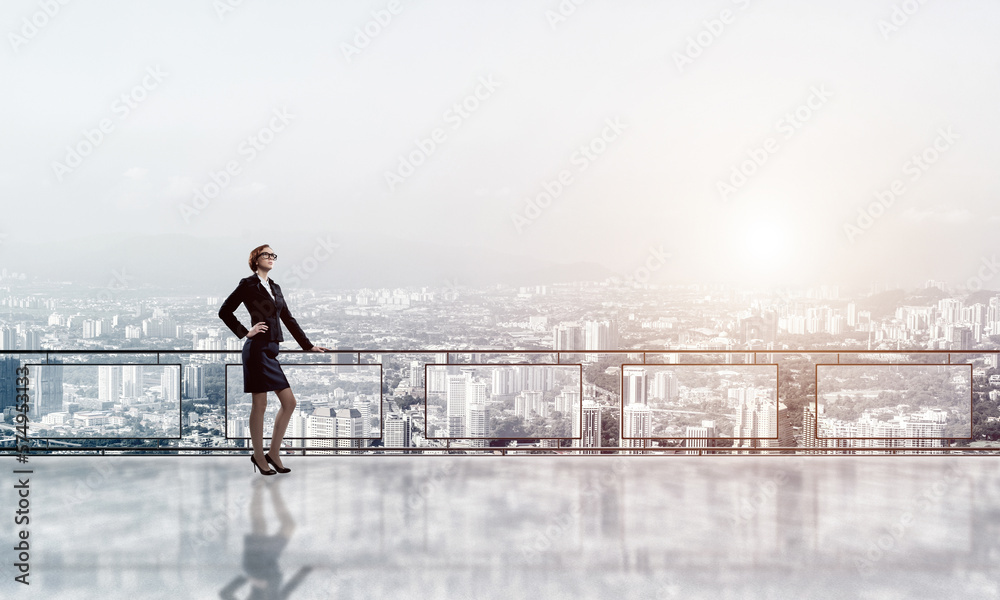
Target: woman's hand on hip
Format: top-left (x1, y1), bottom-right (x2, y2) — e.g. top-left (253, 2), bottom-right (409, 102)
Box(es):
top-left (247, 322), bottom-right (268, 338)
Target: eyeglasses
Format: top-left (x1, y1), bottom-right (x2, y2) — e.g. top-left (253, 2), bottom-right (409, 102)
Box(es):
top-left (260, 253), bottom-right (278, 260)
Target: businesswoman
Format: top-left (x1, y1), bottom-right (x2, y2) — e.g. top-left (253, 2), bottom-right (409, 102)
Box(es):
top-left (219, 244), bottom-right (330, 476)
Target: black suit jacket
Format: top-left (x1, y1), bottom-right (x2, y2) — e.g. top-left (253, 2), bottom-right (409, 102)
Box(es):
top-left (218, 274), bottom-right (313, 350)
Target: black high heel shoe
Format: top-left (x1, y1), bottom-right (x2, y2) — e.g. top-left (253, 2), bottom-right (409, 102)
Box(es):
top-left (265, 454), bottom-right (291, 473)
top-left (251, 455), bottom-right (276, 475)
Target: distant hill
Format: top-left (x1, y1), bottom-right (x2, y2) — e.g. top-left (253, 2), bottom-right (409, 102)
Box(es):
top-left (966, 289), bottom-right (999, 305)
top-left (859, 289), bottom-right (906, 319)
top-left (906, 286), bottom-right (948, 305)
top-left (859, 286), bottom-right (950, 319)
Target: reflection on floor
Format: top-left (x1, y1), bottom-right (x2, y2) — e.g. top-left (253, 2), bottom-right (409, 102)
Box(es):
top-left (2, 456), bottom-right (999, 599)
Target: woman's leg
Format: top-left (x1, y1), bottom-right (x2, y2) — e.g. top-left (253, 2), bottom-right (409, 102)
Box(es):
top-left (267, 387), bottom-right (297, 468)
top-left (249, 391), bottom-right (269, 466)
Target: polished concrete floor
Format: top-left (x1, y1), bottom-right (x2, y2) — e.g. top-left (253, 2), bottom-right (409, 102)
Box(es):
top-left (1, 455), bottom-right (999, 599)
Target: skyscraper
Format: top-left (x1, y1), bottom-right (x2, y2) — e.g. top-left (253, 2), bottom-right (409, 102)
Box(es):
top-left (515, 390), bottom-right (543, 420)
top-left (732, 393), bottom-right (778, 454)
top-left (555, 388), bottom-right (580, 415)
top-left (353, 397), bottom-right (371, 436)
top-left (384, 413), bottom-right (411, 453)
top-left (466, 379), bottom-right (487, 438)
top-left (492, 367), bottom-right (516, 396)
top-left (446, 373), bottom-right (468, 437)
top-left (428, 366), bottom-right (448, 393)
top-left (304, 407), bottom-right (337, 454)
top-left (768, 402), bottom-right (796, 452)
top-left (99, 366), bottom-right (122, 405)
top-left (650, 370), bottom-right (678, 402)
top-left (684, 420), bottom-right (717, 454)
top-left (621, 403), bottom-right (651, 454)
top-left (161, 367), bottom-right (180, 403)
top-left (0, 357), bottom-right (20, 412)
top-left (409, 360), bottom-right (421, 388)
top-left (579, 399), bottom-right (602, 454)
top-left (800, 404), bottom-right (821, 454)
top-left (622, 366), bottom-right (647, 406)
top-left (183, 364), bottom-right (204, 399)
top-left (584, 319), bottom-right (619, 351)
top-left (19, 330), bottom-right (40, 350)
top-left (467, 404), bottom-right (487, 447)
top-left (30, 362), bottom-right (63, 419)
top-left (336, 407), bottom-right (363, 454)
top-left (123, 365), bottom-right (143, 398)
top-left (0, 326), bottom-right (16, 350)
top-left (552, 322), bottom-right (584, 351)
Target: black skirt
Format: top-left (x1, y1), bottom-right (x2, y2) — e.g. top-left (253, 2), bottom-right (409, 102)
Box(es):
top-left (242, 336), bottom-right (290, 393)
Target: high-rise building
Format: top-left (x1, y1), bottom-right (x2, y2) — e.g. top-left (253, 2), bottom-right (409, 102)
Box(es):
top-left (518, 365), bottom-right (554, 392)
top-left (82, 319), bottom-right (101, 339)
top-left (353, 397), bottom-right (372, 439)
top-left (428, 366), bottom-right (448, 393)
top-left (492, 367), bottom-right (516, 396)
top-left (622, 366), bottom-right (647, 406)
top-left (0, 357), bottom-right (20, 411)
top-left (465, 380), bottom-right (487, 439)
top-left (468, 404), bottom-right (488, 447)
top-left (466, 380), bottom-right (487, 405)
top-left (183, 364), bottom-right (204, 399)
top-left (123, 366), bottom-right (143, 398)
top-left (621, 403), bottom-right (651, 454)
top-left (800, 403), bottom-right (825, 454)
top-left (584, 319), bottom-right (619, 351)
top-left (732, 393), bottom-right (778, 454)
top-left (19, 330), bottom-right (40, 351)
top-left (552, 322), bottom-right (584, 351)
top-left (650, 370), bottom-right (678, 402)
top-left (446, 373), bottom-right (468, 437)
top-left (302, 407), bottom-right (364, 454)
top-left (816, 409), bottom-right (946, 455)
top-left (0, 326), bottom-right (16, 350)
top-left (384, 414), bottom-right (411, 453)
top-left (554, 388), bottom-right (580, 414)
top-left (515, 390), bottom-right (544, 420)
top-left (939, 298), bottom-right (963, 324)
top-left (409, 360), bottom-right (421, 388)
top-left (336, 407), bottom-right (364, 454)
top-left (579, 399), bottom-right (601, 454)
top-left (684, 420), bottom-right (717, 454)
top-left (304, 407), bottom-right (337, 453)
top-left (98, 366), bottom-right (121, 405)
top-left (769, 402), bottom-right (796, 453)
top-left (30, 361), bottom-right (63, 419)
top-left (161, 367), bottom-right (180, 402)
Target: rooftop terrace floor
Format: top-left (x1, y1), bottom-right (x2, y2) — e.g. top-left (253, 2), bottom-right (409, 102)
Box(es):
top-left (3, 455), bottom-right (999, 599)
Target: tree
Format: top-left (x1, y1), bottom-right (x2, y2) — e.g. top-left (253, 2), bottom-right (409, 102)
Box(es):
top-left (600, 407), bottom-right (619, 450)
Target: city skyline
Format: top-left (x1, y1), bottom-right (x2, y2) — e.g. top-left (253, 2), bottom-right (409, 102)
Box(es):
top-left (4, 277), bottom-right (1000, 453)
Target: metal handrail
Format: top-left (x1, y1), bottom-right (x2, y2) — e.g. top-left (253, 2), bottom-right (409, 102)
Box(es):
top-left (2, 348), bottom-right (994, 455)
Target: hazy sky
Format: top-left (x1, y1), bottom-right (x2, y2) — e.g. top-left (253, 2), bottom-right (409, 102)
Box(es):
top-left (2, 0), bottom-right (998, 288)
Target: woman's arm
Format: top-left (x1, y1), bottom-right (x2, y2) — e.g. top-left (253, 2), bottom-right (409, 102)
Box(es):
top-left (218, 280), bottom-right (251, 339)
